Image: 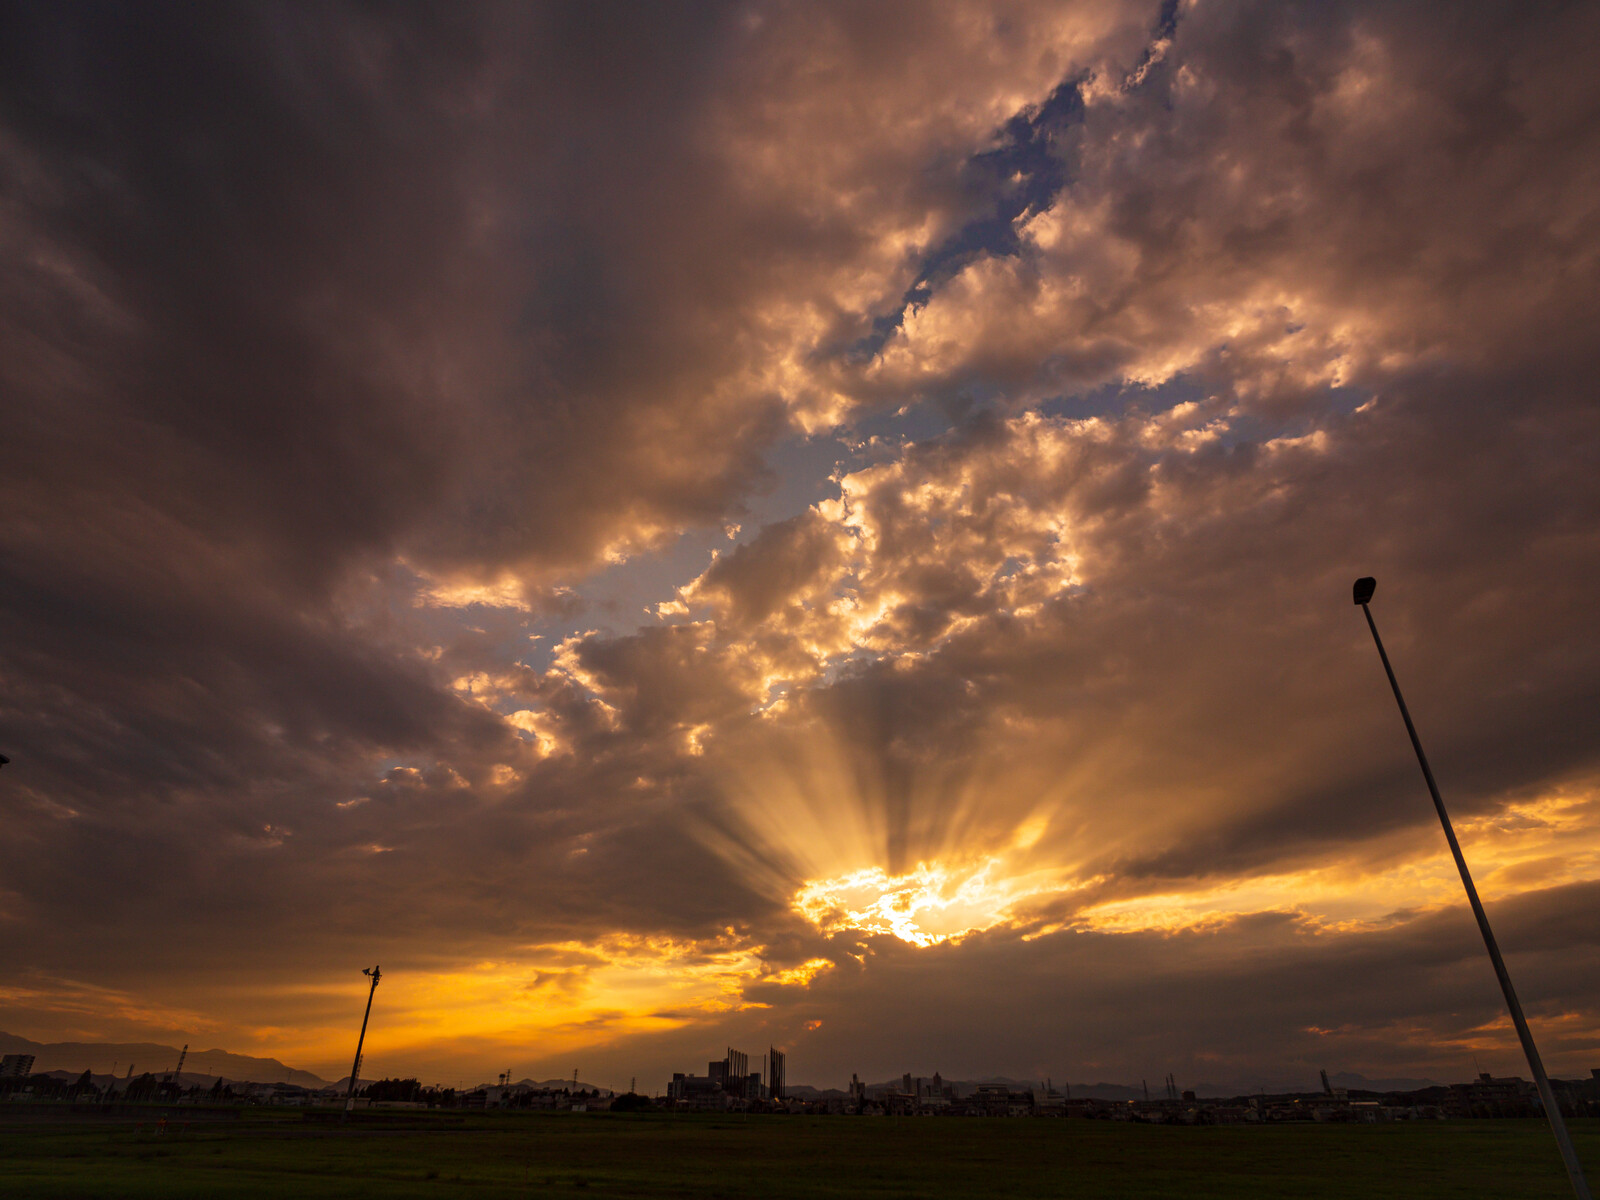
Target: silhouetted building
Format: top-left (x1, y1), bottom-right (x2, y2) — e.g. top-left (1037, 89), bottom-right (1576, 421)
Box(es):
top-left (768, 1047), bottom-right (786, 1101)
top-left (972, 1083), bottom-right (1011, 1116)
top-left (672, 1047), bottom-right (762, 1107)
top-left (1032, 1084), bottom-right (1065, 1114)
top-left (1445, 1074), bottom-right (1537, 1118)
top-left (668, 1073), bottom-right (725, 1108)
top-left (705, 1048), bottom-right (760, 1100)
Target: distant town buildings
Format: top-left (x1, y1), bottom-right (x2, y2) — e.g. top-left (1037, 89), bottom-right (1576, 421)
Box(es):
top-left (1444, 1073), bottom-right (1541, 1119)
top-left (1, 1046), bottom-right (1597, 1125)
top-left (720, 1066), bottom-right (1600, 1124)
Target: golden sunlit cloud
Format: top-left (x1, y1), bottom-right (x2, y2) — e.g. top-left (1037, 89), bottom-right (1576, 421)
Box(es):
top-left (410, 569), bottom-right (535, 612)
top-left (1073, 785), bottom-right (1600, 936)
top-left (761, 958), bottom-right (834, 987)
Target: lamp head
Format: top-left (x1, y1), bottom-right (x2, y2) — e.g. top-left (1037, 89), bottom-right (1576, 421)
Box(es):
top-left (1352, 577), bottom-right (1376, 605)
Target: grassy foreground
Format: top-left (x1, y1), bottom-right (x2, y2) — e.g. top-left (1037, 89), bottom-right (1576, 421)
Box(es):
top-left (2, 1109), bottom-right (1596, 1199)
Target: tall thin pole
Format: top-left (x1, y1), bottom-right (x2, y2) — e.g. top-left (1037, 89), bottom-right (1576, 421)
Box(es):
top-left (343, 965), bottom-right (381, 1119)
top-left (1356, 580), bottom-right (1590, 1199)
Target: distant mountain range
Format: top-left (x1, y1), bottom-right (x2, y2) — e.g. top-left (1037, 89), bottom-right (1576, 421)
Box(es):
top-left (0, 1032), bottom-right (328, 1088)
top-left (0, 1034), bottom-right (624, 1093)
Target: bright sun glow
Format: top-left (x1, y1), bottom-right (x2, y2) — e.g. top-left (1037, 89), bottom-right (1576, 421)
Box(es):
top-left (794, 858), bottom-right (1043, 946)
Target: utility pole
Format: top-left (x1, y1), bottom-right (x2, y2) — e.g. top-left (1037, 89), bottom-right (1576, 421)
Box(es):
top-left (1354, 577), bottom-right (1590, 1200)
top-left (343, 966), bottom-right (381, 1119)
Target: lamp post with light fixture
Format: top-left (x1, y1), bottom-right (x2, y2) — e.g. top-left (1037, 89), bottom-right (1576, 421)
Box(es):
top-left (343, 965), bottom-right (381, 1120)
top-left (1353, 577), bottom-right (1589, 1199)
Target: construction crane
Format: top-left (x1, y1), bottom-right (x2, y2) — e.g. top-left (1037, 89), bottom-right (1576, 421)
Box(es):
top-left (166, 1045), bottom-right (188, 1088)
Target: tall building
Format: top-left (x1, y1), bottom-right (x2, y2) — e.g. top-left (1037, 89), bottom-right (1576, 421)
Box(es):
top-left (768, 1047), bottom-right (786, 1101)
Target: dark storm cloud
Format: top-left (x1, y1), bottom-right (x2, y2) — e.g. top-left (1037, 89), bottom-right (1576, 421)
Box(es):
top-left (0, 0), bottom-right (804, 996)
top-left (0, 0), bottom-right (778, 591)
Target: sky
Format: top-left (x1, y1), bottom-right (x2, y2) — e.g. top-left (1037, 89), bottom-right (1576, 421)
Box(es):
top-left (2, 0), bottom-right (1598, 1094)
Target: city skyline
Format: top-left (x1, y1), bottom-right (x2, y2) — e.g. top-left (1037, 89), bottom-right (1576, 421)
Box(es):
top-left (2, 2), bottom-right (1598, 1093)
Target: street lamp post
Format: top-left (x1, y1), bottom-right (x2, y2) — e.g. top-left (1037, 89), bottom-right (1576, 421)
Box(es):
top-left (343, 965), bottom-right (381, 1120)
top-left (1353, 577), bottom-right (1590, 1200)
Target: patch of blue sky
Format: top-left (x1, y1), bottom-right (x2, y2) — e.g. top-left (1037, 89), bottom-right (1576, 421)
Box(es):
top-left (995, 555), bottom-right (1028, 581)
top-left (1037, 374), bottom-right (1209, 424)
top-left (841, 77), bottom-right (1086, 366)
top-left (847, 392), bottom-right (968, 448)
top-left (835, 0), bottom-right (1179, 372)
top-left (510, 430), bottom-right (853, 665)
top-left (745, 429), bottom-right (849, 527)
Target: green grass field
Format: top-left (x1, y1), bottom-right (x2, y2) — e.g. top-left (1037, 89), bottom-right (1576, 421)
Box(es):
top-left (3, 1109), bottom-right (1596, 1199)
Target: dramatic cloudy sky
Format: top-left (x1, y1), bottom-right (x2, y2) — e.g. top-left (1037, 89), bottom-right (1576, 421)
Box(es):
top-left (3, 0), bottom-right (1598, 1092)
